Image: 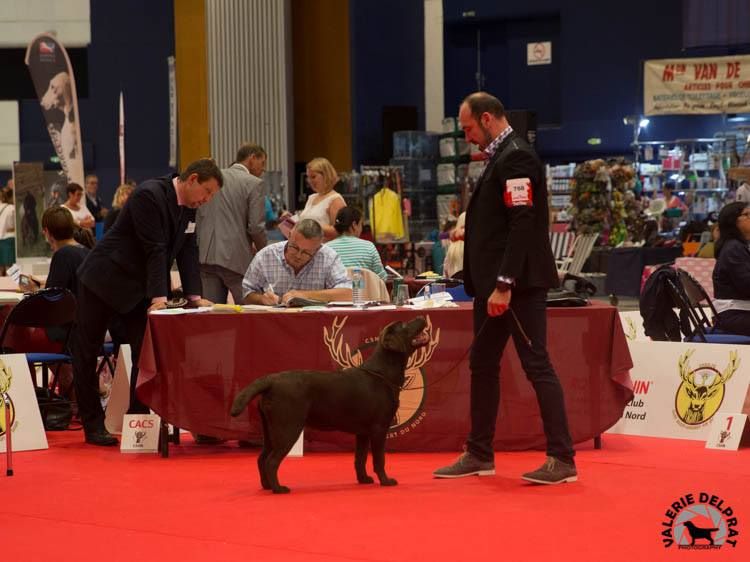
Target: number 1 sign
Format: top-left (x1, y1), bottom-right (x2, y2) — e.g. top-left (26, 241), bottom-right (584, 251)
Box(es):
top-left (706, 414), bottom-right (747, 450)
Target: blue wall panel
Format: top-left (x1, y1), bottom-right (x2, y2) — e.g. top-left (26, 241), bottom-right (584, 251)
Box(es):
top-left (13, 0), bottom-right (175, 203)
top-left (444, 0), bottom-right (750, 162)
top-left (350, 0), bottom-right (425, 166)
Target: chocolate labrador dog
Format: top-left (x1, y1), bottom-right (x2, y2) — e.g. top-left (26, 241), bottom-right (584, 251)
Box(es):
top-left (230, 316), bottom-right (428, 494)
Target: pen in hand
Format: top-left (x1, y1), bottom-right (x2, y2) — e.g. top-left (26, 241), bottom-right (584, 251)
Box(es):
top-left (265, 283), bottom-right (280, 305)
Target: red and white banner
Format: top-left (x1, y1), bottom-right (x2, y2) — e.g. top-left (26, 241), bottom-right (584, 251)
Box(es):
top-left (644, 55), bottom-right (750, 116)
top-left (24, 33), bottom-right (84, 187)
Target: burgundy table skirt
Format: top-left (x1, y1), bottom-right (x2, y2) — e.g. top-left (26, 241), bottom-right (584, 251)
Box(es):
top-left (138, 302), bottom-right (633, 452)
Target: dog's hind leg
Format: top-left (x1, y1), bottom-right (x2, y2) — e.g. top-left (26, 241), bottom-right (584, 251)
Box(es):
top-left (355, 434), bottom-right (373, 484)
top-left (257, 406), bottom-right (272, 490)
top-left (370, 430), bottom-right (397, 486)
top-left (263, 417), bottom-right (305, 494)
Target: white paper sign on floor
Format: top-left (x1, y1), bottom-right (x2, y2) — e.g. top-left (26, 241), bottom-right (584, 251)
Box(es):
top-left (0, 354), bottom-right (48, 452)
top-left (121, 414), bottom-right (160, 453)
top-left (288, 430), bottom-right (303, 457)
top-left (705, 413), bottom-right (747, 450)
top-left (105, 344), bottom-right (132, 435)
top-left (607, 342), bottom-right (750, 441)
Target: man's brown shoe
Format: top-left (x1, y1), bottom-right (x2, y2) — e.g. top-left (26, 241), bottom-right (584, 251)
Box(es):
top-left (521, 456), bottom-right (577, 484)
top-left (433, 452), bottom-right (495, 478)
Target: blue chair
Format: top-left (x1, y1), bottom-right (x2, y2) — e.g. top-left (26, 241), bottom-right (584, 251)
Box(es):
top-left (446, 284), bottom-right (472, 302)
top-left (669, 270), bottom-right (750, 345)
top-left (0, 288), bottom-right (77, 426)
top-left (97, 341), bottom-right (117, 378)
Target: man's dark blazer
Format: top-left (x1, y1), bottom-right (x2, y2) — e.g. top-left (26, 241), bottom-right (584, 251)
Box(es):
top-left (463, 131), bottom-right (559, 299)
top-left (78, 174), bottom-right (202, 314)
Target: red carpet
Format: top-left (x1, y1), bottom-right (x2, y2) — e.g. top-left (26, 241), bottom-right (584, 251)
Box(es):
top-left (2, 432), bottom-right (747, 561)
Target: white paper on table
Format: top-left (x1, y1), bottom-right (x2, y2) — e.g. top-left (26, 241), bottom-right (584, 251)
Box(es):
top-left (149, 307), bottom-right (211, 315)
top-left (6, 264), bottom-right (21, 284)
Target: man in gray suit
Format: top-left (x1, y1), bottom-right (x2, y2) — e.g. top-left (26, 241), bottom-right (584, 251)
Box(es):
top-left (197, 143), bottom-right (268, 303)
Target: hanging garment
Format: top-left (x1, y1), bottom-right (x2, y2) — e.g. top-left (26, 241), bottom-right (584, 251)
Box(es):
top-left (369, 187), bottom-right (404, 240)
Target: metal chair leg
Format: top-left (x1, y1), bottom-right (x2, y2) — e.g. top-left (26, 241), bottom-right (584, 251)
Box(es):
top-left (159, 420), bottom-right (169, 458)
top-left (2, 392), bottom-right (13, 476)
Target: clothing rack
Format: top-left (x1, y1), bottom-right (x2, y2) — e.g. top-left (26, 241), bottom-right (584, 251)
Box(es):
top-left (360, 165), bottom-right (407, 243)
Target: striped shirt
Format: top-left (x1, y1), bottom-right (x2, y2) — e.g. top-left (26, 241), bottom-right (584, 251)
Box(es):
top-left (327, 235), bottom-right (387, 279)
top-left (483, 125), bottom-right (514, 158)
top-left (242, 241), bottom-right (351, 298)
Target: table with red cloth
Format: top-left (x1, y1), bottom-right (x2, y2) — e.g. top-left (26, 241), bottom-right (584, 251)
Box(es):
top-left (137, 302), bottom-right (633, 452)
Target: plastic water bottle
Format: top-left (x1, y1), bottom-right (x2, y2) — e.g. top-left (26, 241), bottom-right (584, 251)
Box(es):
top-left (352, 268), bottom-right (365, 306)
top-left (423, 283), bottom-right (431, 302)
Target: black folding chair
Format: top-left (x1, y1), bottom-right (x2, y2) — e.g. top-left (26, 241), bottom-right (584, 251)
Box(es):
top-left (0, 288), bottom-right (77, 427)
top-left (669, 269), bottom-right (750, 344)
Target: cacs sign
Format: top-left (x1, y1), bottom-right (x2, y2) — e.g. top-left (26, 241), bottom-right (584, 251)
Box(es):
top-left (128, 419), bottom-right (155, 429)
top-left (121, 414), bottom-right (160, 454)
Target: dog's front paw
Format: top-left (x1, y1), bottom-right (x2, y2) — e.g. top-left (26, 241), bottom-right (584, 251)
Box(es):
top-left (272, 485), bottom-right (291, 494)
top-left (357, 475), bottom-right (375, 484)
top-left (379, 478), bottom-right (398, 487)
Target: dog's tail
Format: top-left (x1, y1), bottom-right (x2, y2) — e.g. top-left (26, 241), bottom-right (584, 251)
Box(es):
top-left (230, 378), bottom-right (272, 416)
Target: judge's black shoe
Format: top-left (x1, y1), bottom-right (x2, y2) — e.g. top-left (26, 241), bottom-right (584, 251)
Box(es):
top-left (521, 456), bottom-right (578, 484)
top-left (84, 428), bottom-right (118, 446)
top-left (193, 434), bottom-right (226, 445)
top-left (433, 451), bottom-right (495, 478)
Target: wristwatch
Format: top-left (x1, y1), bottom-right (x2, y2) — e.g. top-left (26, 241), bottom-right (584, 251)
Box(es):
top-left (496, 280), bottom-right (513, 292)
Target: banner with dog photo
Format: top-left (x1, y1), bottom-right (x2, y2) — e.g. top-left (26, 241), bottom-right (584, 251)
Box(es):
top-left (12, 162), bottom-right (51, 258)
top-left (24, 33), bottom-right (84, 188)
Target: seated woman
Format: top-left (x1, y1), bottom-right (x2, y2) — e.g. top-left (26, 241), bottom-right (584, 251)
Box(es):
top-left (327, 207), bottom-right (387, 279)
top-left (61, 182), bottom-right (96, 230)
top-left (299, 157), bottom-right (346, 241)
top-left (20, 207), bottom-right (90, 294)
top-left (712, 201), bottom-right (750, 336)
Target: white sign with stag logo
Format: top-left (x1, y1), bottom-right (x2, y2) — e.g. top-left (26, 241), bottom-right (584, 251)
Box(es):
top-left (0, 354), bottom-right (48, 452)
top-left (607, 342), bottom-right (750, 440)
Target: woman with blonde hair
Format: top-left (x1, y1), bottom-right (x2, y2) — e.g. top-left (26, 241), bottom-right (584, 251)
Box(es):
top-left (299, 157), bottom-right (346, 240)
top-left (104, 184), bottom-right (135, 232)
top-left (443, 212), bottom-right (466, 279)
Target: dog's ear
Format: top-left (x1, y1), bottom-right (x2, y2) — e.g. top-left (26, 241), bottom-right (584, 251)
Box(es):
top-left (379, 321), bottom-right (410, 353)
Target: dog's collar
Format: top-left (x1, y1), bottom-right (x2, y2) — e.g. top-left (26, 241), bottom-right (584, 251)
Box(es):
top-left (356, 366), bottom-right (403, 394)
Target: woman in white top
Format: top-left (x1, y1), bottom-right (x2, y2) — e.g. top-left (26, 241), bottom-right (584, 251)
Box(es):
top-left (300, 157), bottom-right (346, 241)
top-left (62, 182), bottom-right (95, 229)
top-left (0, 188), bottom-right (16, 275)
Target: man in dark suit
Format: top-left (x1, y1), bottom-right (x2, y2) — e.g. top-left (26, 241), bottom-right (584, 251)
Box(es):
top-left (72, 158), bottom-right (223, 445)
top-left (434, 92), bottom-right (577, 484)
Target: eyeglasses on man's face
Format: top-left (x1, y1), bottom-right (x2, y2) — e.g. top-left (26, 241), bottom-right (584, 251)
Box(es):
top-left (286, 241), bottom-right (318, 259)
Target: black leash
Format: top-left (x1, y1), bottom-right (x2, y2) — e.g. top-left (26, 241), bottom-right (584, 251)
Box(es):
top-left (357, 307), bottom-right (533, 393)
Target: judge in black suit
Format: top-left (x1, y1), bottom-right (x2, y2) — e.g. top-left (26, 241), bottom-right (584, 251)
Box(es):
top-left (434, 92), bottom-right (576, 484)
top-left (72, 158), bottom-right (223, 445)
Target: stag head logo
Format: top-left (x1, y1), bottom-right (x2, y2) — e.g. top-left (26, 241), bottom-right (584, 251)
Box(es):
top-left (623, 317), bottom-right (637, 341)
top-left (675, 350), bottom-right (739, 426)
top-left (324, 316), bottom-right (440, 431)
top-left (719, 430), bottom-right (731, 444)
top-left (0, 358), bottom-right (16, 438)
top-left (134, 430), bottom-right (146, 445)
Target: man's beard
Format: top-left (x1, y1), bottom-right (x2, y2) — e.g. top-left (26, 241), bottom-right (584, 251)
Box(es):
top-left (478, 122), bottom-right (494, 150)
